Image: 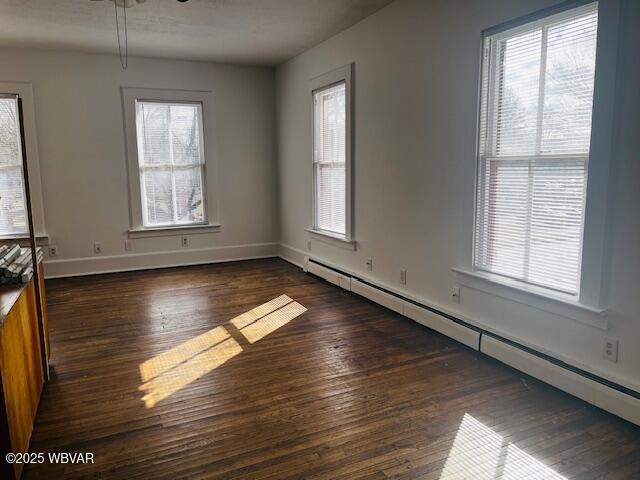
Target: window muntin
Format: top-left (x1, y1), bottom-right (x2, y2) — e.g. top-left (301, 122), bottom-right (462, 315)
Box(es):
top-left (135, 101), bottom-right (206, 228)
top-left (313, 82), bottom-right (347, 236)
top-left (0, 97), bottom-right (27, 236)
top-left (474, 3), bottom-right (598, 295)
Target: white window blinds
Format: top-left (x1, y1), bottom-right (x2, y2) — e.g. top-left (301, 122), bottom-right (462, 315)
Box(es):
top-left (314, 82), bottom-right (346, 236)
top-left (0, 97), bottom-right (27, 236)
top-left (475, 3), bottom-right (598, 295)
top-left (135, 101), bottom-right (206, 227)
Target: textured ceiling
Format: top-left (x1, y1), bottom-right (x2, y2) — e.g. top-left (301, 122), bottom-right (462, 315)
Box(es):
top-left (0, 0), bottom-right (395, 66)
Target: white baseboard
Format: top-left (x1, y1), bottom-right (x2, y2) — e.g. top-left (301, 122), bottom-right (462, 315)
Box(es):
top-left (482, 336), bottom-right (640, 426)
top-left (278, 243), bottom-right (308, 270)
top-left (44, 242), bottom-right (279, 279)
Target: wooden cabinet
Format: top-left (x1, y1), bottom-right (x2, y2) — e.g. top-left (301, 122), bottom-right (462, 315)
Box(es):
top-left (0, 264), bottom-right (48, 480)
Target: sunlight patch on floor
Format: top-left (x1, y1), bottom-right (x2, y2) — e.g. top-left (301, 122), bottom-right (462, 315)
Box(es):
top-left (139, 333), bottom-right (242, 408)
top-left (139, 326), bottom-right (231, 382)
top-left (440, 413), bottom-right (566, 480)
top-left (139, 295), bottom-right (307, 408)
top-left (230, 294), bottom-right (293, 329)
top-left (239, 301), bottom-right (307, 344)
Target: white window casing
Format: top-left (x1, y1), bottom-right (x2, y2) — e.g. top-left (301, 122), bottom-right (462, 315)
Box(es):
top-left (308, 64), bottom-right (354, 246)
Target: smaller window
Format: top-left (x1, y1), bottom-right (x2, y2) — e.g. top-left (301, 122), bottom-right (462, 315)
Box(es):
top-left (135, 101), bottom-right (206, 228)
top-left (313, 82), bottom-right (347, 236)
top-left (0, 96), bottom-right (27, 236)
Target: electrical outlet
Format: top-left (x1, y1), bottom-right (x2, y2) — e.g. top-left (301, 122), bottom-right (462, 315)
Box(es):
top-left (400, 269), bottom-right (407, 285)
top-left (124, 239), bottom-right (133, 252)
top-left (603, 337), bottom-right (618, 363)
top-left (181, 236), bottom-right (189, 248)
top-left (452, 286), bottom-right (461, 303)
top-left (365, 257), bottom-right (373, 271)
top-left (307, 240), bottom-right (312, 251)
top-left (48, 245), bottom-right (58, 257)
top-left (93, 242), bottom-right (103, 255)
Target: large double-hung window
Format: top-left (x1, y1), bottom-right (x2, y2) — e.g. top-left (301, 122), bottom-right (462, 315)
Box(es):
top-left (474, 3), bottom-right (598, 296)
top-left (135, 101), bottom-right (206, 228)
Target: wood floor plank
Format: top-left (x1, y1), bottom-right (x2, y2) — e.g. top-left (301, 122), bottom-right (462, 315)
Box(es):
top-left (22, 258), bottom-right (640, 479)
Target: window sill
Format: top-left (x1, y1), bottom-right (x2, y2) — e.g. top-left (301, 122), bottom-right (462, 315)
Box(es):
top-left (128, 223), bottom-right (221, 239)
top-left (0, 234), bottom-right (50, 246)
top-left (452, 268), bottom-right (608, 331)
top-left (305, 228), bottom-right (357, 251)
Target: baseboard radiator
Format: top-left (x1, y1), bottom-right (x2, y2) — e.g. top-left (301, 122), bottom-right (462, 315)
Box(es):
top-left (305, 257), bottom-right (640, 426)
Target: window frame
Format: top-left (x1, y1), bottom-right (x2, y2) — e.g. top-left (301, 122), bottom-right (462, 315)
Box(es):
top-left (473, 3), bottom-right (599, 297)
top-left (308, 64), bottom-right (354, 246)
top-left (122, 88), bottom-right (220, 236)
top-left (0, 83), bottom-right (47, 242)
top-left (135, 100), bottom-right (208, 229)
top-left (458, 0), bottom-right (620, 317)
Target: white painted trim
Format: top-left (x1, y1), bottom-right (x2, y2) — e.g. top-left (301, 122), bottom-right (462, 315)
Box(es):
top-left (128, 223), bottom-right (221, 239)
top-left (305, 228), bottom-right (357, 250)
top-left (278, 243), bottom-right (308, 270)
top-left (0, 82), bottom-right (46, 237)
top-left (121, 87), bottom-right (221, 232)
top-left (453, 267), bottom-right (609, 330)
top-left (310, 63), bottom-right (354, 242)
top-left (482, 336), bottom-right (640, 426)
top-left (43, 242), bottom-right (278, 279)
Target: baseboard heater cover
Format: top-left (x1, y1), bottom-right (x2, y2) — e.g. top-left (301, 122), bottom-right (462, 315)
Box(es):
top-left (351, 278), bottom-right (403, 314)
top-left (403, 302), bottom-right (480, 350)
top-left (307, 260), bottom-right (351, 291)
top-left (482, 336), bottom-right (640, 426)
top-left (305, 257), bottom-right (640, 426)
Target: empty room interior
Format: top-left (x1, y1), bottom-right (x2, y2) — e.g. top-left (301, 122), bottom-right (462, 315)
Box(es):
top-left (0, 0), bottom-right (639, 478)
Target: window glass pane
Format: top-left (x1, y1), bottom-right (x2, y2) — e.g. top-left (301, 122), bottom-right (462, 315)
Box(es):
top-left (541, 13), bottom-right (598, 154)
top-left (171, 105), bottom-right (201, 165)
top-left (317, 163), bottom-right (345, 235)
top-left (528, 159), bottom-right (586, 291)
top-left (175, 167), bottom-right (204, 224)
top-left (0, 98), bottom-right (27, 235)
top-left (0, 99), bottom-right (21, 167)
top-left (494, 30), bottom-right (542, 157)
top-left (143, 169), bottom-right (174, 226)
top-left (0, 167), bottom-right (27, 235)
top-left (140, 103), bottom-right (170, 166)
top-left (314, 82), bottom-right (346, 235)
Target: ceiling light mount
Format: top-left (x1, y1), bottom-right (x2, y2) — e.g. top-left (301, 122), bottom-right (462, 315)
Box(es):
top-left (91, 0), bottom-right (191, 70)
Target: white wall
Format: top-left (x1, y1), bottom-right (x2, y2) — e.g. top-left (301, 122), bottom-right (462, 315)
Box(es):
top-left (276, 0), bottom-right (640, 391)
top-left (0, 48), bottom-right (278, 276)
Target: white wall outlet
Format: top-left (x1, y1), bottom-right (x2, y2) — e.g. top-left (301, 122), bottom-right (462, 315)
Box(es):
top-left (365, 257), bottom-right (373, 271)
top-left (181, 236), bottom-right (189, 248)
top-left (603, 337), bottom-right (618, 363)
top-left (93, 242), bottom-right (103, 255)
top-left (400, 269), bottom-right (407, 285)
top-left (124, 239), bottom-right (133, 252)
top-left (452, 286), bottom-right (461, 303)
top-left (48, 245), bottom-right (58, 257)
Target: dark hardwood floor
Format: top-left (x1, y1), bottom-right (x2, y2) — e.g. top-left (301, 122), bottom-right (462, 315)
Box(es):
top-left (24, 258), bottom-right (640, 479)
